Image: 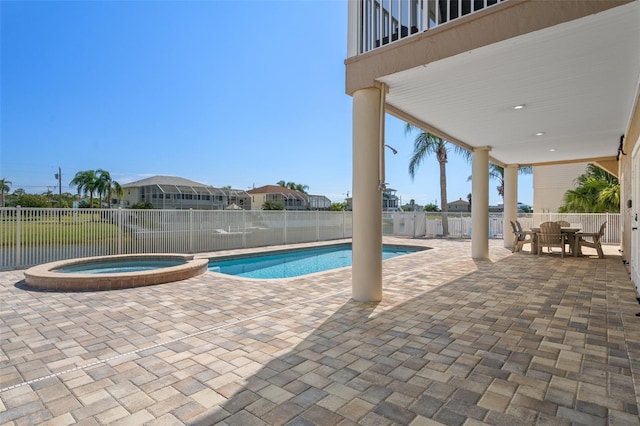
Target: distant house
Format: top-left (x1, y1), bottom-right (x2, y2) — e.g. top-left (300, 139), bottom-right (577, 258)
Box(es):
top-left (447, 198), bottom-right (470, 212)
top-left (247, 185), bottom-right (330, 211)
top-left (308, 194), bottom-right (332, 210)
top-left (382, 188), bottom-right (401, 211)
top-left (346, 187), bottom-right (400, 211)
top-left (121, 176), bottom-right (251, 210)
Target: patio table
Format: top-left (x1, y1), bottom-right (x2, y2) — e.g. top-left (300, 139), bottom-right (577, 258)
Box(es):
top-left (530, 227), bottom-right (582, 256)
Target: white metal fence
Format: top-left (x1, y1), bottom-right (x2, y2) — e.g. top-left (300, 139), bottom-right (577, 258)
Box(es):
top-left (0, 208), bottom-right (353, 270)
top-left (1, 208), bottom-right (620, 270)
top-left (384, 211), bottom-right (620, 244)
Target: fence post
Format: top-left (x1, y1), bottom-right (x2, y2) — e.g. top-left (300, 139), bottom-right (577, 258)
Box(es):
top-left (189, 209), bottom-right (194, 253)
top-left (242, 209), bottom-right (247, 248)
top-left (343, 211), bottom-right (346, 237)
top-left (412, 212), bottom-right (416, 238)
top-left (605, 212), bottom-right (609, 243)
top-left (15, 206), bottom-right (21, 267)
top-left (283, 210), bottom-right (288, 245)
top-left (117, 207), bottom-right (123, 254)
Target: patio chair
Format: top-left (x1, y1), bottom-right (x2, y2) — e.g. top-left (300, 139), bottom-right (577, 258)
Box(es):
top-left (537, 221), bottom-right (567, 258)
top-left (576, 222), bottom-right (606, 259)
top-left (510, 220), bottom-right (532, 253)
top-left (555, 220), bottom-right (572, 252)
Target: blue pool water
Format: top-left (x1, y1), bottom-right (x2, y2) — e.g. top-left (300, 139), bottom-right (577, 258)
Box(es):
top-left (208, 244), bottom-right (422, 279)
top-left (56, 260), bottom-right (185, 274)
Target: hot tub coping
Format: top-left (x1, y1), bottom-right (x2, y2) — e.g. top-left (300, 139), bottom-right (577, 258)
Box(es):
top-left (24, 253), bottom-right (209, 291)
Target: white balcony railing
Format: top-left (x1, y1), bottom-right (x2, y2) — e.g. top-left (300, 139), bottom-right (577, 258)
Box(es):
top-left (348, 0), bottom-right (506, 56)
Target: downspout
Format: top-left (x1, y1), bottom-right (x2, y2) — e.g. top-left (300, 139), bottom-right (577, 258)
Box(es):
top-left (378, 83), bottom-right (387, 192)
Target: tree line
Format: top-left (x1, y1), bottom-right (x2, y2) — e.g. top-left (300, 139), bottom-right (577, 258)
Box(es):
top-left (1, 153), bottom-right (619, 213)
top-left (0, 170), bottom-right (122, 208)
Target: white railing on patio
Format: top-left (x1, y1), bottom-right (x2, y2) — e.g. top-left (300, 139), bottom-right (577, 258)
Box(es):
top-left (385, 211), bottom-right (620, 244)
top-left (1, 208), bottom-right (620, 270)
top-left (348, 0), bottom-right (507, 56)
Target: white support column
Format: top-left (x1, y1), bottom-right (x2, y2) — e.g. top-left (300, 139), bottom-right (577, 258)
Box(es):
top-left (472, 147), bottom-right (491, 259)
top-left (503, 165), bottom-right (518, 249)
top-left (352, 87), bottom-right (383, 302)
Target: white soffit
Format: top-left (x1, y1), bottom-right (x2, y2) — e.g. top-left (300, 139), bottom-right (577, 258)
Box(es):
top-left (380, 1), bottom-right (640, 166)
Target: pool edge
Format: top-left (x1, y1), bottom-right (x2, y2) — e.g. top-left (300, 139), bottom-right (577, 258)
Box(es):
top-left (24, 254), bottom-right (209, 291)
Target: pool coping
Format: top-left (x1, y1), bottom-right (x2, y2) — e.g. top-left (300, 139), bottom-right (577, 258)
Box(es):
top-left (23, 253), bottom-right (209, 291)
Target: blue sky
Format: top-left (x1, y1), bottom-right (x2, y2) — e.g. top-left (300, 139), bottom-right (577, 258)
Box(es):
top-left (0, 0), bottom-right (532, 207)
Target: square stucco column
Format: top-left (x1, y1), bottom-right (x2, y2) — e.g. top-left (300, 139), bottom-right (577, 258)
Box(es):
top-left (503, 165), bottom-right (518, 249)
top-left (352, 87), bottom-right (383, 302)
top-left (472, 147), bottom-right (491, 260)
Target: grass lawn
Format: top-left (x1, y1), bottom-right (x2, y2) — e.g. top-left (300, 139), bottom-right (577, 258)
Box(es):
top-left (0, 212), bottom-right (125, 245)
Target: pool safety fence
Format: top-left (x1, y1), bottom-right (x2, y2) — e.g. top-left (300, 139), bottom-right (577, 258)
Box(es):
top-left (1, 208), bottom-right (620, 270)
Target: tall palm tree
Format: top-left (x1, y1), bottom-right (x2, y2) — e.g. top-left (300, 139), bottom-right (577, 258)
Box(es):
top-left (560, 164), bottom-right (619, 213)
top-left (0, 178), bottom-right (11, 207)
top-left (406, 124), bottom-right (469, 236)
top-left (96, 169), bottom-right (110, 207)
top-left (96, 169), bottom-right (121, 208)
top-left (111, 181), bottom-right (124, 207)
top-left (70, 170), bottom-right (99, 207)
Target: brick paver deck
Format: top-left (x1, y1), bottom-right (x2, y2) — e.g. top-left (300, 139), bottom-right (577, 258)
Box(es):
top-left (1, 238), bottom-right (639, 425)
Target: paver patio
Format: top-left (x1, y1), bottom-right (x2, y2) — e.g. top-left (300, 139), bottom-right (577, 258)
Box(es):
top-left (1, 237), bottom-right (639, 425)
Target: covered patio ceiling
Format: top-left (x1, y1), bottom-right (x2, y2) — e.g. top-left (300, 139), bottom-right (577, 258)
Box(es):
top-left (379, 1), bottom-right (640, 168)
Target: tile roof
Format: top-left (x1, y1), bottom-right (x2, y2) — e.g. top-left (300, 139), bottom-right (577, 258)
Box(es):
top-left (122, 175), bottom-right (210, 188)
top-left (247, 185), bottom-right (307, 196)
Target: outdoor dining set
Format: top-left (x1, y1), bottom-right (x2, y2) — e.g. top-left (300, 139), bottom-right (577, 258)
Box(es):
top-left (510, 220), bottom-right (606, 258)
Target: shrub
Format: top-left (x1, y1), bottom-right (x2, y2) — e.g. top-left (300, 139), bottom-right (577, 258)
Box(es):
top-left (130, 202), bottom-right (154, 209)
top-left (262, 201), bottom-right (284, 210)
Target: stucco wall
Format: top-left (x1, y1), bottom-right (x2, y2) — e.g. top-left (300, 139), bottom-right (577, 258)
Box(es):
top-left (621, 93), bottom-right (639, 270)
top-left (533, 163), bottom-right (588, 213)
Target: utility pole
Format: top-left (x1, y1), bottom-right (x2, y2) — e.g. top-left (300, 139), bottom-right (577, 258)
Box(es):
top-left (54, 167), bottom-right (62, 208)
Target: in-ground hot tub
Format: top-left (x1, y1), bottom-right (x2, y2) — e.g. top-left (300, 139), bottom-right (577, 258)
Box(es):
top-left (24, 254), bottom-right (209, 291)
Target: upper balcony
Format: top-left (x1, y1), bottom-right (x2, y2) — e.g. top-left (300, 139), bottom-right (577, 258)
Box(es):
top-left (348, 0), bottom-right (506, 57)
top-left (345, 0), bottom-right (640, 169)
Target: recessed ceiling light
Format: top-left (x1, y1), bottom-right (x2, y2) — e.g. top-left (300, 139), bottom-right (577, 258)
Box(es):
top-left (549, 148), bottom-right (557, 152)
top-left (535, 132), bottom-right (545, 136)
top-left (513, 105), bottom-right (526, 110)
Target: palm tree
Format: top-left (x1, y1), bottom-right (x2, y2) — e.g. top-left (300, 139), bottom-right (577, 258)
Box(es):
top-left (96, 169), bottom-right (123, 208)
top-left (111, 181), bottom-right (124, 207)
top-left (406, 124), bottom-right (469, 236)
top-left (291, 183), bottom-right (309, 193)
top-left (277, 181), bottom-right (309, 194)
top-left (488, 164), bottom-right (533, 198)
top-left (466, 163), bottom-right (533, 200)
top-left (0, 178), bottom-right (11, 207)
top-left (560, 164), bottom-right (619, 213)
top-left (70, 170), bottom-right (99, 207)
top-left (96, 169), bottom-right (111, 207)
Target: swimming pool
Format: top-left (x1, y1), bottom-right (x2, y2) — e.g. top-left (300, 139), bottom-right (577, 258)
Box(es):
top-left (208, 244), bottom-right (424, 279)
